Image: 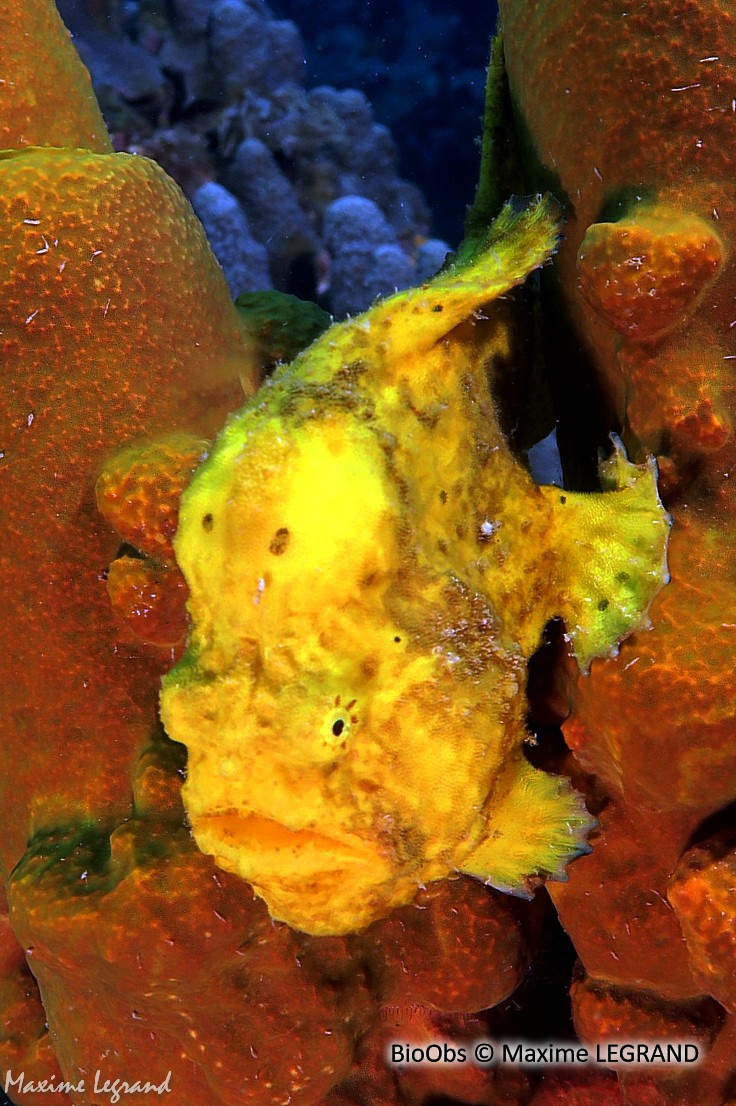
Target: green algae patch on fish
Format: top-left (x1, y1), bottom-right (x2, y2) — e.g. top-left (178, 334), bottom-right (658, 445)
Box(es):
top-left (160, 200), bottom-right (669, 936)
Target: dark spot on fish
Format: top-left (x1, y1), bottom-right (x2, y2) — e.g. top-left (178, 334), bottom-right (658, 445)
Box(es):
top-left (432, 304), bottom-right (444, 312)
top-left (332, 718), bottom-right (345, 737)
top-left (202, 513), bottom-right (214, 532)
top-left (439, 489), bottom-right (447, 503)
top-left (559, 495), bottom-right (567, 504)
top-left (616, 571), bottom-right (630, 583)
top-left (269, 527), bottom-right (290, 555)
top-left (394, 635), bottom-right (401, 643)
top-left (437, 538), bottom-right (448, 554)
top-left (597, 598), bottom-right (610, 611)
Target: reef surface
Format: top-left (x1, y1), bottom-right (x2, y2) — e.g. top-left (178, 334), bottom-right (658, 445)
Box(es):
top-left (1, 3), bottom-right (736, 1106)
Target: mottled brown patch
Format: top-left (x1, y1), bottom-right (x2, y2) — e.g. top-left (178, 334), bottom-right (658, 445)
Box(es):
top-left (408, 401), bottom-right (441, 429)
top-left (475, 438), bottom-right (495, 467)
top-left (434, 578), bottom-right (510, 680)
top-left (335, 359), bottom-right (369, 382)
top-left (362, 656), bottom-right (379, 678)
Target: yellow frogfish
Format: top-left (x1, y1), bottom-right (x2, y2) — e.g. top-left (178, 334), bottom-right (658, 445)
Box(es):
top-left (160, 200), bottom-right (669, 936)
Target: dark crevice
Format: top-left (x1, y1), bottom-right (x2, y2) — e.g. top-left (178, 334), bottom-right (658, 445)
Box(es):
top-left (525, 618), bottom-right (573, 732)
top-left (524, 620), bottom-right (613, 818)
top-left (114, 541), bottom-right (146, 561)
top-left (508, 91), bottom-right (619, 492)
top-left (538, 270), bottom-right (619, 493)
top-left (488, 286), bottom-right (558, 469)
top-left (683, 798), bottom-right (736, 854)
top-left (486, 893), bottom-right (578, 1041)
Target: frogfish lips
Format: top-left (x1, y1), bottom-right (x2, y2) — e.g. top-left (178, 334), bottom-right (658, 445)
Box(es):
top-left (193, 808), bottom-right (406, 934)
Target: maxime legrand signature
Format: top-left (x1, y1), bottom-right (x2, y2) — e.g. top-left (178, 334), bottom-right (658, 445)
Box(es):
top-left (5, 1069), bottom-right (172, 1103)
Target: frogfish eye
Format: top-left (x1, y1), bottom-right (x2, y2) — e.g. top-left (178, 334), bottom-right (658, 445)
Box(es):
top-left (323, 700), bottom-right (358, 747)
top-left (324, 710), bottom-right (351, 746)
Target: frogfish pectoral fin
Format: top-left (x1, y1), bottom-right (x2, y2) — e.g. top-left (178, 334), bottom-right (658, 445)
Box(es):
top-left (458, 759), bottom-right (594, 897)
top-left (540, 435), bottom-right (670, 673)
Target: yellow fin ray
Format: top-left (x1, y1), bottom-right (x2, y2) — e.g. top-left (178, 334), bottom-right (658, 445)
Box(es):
top-left (460, 758), bottom-right (594, 896)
